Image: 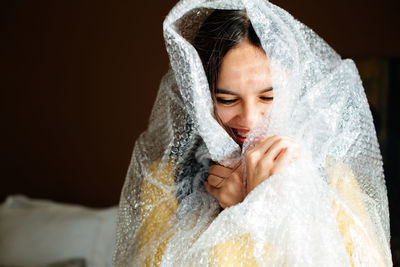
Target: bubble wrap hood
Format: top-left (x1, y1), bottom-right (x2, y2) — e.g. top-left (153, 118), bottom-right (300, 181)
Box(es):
top-left (113, 0), bottom-right (392, 266)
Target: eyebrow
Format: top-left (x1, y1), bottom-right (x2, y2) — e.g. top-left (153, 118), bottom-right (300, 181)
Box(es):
top-left (215, 87), bottom-right (273, 95)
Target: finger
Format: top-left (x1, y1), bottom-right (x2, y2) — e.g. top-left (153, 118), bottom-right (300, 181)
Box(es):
top-left (207, 174), bottom-right (225, 188)
top-left (270, 147), bottom-right (291, 174)
top-left (264, 138), bottom-right (295, 162)
top-left (231, 161), bottom-right (242, 171)
top-left (231, 172), bottom-right (244, 185)
top-left (254, 134), bottom-right (281, 152)
top-left (230, 162), bottom-right (243, 174)
top-left (205, 182), bottom-right (219, 196)
top-left (209, 164), bottom-right (233, 178)
top-left (245, 135), bottom-right (281, 164)
top-left (256, 135), bottom-right (296, 153)
top-left (232, 164), bottom-right (245, 184)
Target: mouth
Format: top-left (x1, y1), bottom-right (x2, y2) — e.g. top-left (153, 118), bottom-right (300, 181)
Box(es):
top-left (232, 128), bottom-right (249, 144)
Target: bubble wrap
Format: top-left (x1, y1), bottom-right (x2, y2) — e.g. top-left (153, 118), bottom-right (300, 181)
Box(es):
top-left (113, 0), bottom-right (392, 266)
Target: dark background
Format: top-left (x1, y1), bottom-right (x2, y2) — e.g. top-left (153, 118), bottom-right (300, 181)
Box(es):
top-left (1, 0), bottom-right (399, 263)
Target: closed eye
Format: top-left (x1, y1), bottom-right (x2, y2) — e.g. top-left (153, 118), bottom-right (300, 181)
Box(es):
top-left (216, 98), bottom-right (238, 104)
top-left (260, 96), bottom-right (273, 101)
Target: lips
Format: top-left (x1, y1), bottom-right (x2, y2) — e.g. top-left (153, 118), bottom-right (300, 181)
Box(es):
top-left (232, 128), bottom-right (250, 144)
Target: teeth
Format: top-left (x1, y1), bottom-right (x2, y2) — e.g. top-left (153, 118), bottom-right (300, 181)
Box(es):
top-left (233, 128), bottom-right (246, 138)
top-left (238, 132), bottom-right (246, 138)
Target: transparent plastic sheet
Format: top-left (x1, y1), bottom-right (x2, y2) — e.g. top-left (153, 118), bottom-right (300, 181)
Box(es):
top-left (113, 0), bottom-right (392, 266)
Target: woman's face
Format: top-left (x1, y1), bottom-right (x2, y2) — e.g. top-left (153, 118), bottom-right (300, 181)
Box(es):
top-left (215, 40), bottom-right (273, 145)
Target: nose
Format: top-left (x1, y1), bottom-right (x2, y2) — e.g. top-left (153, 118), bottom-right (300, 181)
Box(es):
top-left (240, 102), bottom-right (264, 129)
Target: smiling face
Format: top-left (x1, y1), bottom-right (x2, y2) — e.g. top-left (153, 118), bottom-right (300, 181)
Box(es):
top-left (214, 40), bottom-right (273, 145)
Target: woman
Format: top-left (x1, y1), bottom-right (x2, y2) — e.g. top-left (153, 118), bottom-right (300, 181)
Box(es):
top-left (193, 10), bottom-right (301, 209)
top-left (114, 1), bottom-right (392, 266)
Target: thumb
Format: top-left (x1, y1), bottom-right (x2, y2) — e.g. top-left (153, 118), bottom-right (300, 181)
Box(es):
top-left (233, 163), bottom-right (245, 183)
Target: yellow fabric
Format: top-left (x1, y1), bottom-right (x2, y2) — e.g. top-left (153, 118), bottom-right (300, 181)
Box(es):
top-left (137, 161), bottom-right (178, 266)
top-left (328, 161), bottom-right (385, 266)
top-left (211, 234), bottom-right (275, 266)
top-left (136, 161), bottom-right (384, 266)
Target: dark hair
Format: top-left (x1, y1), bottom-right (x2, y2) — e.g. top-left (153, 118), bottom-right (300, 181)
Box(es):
top-left (193, 10), bottom-right (262, 98)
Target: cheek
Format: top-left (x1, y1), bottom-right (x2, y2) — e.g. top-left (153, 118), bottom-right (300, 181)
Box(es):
top-left (216, 104), bottom-right (237, 125)
top-left (260, 103), bottom-right (270, 115)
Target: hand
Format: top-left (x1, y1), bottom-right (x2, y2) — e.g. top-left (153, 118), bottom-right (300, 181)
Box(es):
top-left (244, 135), bottom-right (301, 194)
top-left (205, 163), bottom-right (244, 209)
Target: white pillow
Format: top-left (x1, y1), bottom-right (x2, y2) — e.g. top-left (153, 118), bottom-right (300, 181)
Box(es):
top-left (0, 195), bottom-right (118, 267)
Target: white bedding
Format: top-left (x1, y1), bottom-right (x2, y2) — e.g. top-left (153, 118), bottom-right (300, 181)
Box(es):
top-left (0, 195), bottom-right (117, 267)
